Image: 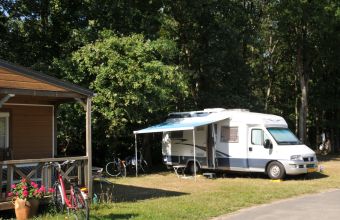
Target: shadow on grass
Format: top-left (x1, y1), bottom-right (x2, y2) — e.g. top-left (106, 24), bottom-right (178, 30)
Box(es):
top-left (93, 179), bottom-right (187, 203)
top-left (316, 153), bottom-right (340, 162)
top-left (203, 170), bottom-right (329, 181)
top-left (91, 213), bottom-right (138, 220)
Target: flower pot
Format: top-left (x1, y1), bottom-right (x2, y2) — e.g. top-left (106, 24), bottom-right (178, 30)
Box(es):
top-left (28, 198), bottom-right (40, 218)
top-left (13, 198), bottom-right (40, 220)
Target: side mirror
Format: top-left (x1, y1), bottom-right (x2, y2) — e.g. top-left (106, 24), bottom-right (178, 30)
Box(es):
top-left (264, 139), bottom-right (273, 149)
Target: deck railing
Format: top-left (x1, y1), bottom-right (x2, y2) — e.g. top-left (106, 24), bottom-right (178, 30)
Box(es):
top-left (0, 156), bottom-right (89, 203)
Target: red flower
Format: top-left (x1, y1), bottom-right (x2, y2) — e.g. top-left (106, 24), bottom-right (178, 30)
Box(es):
top-left (8, 192), bottom-right (13, 197)
top-left (11, 184), bottom-right (16, 189)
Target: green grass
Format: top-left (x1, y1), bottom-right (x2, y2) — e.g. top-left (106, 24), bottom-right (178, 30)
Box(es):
top-left (39, 155), bottom-right (340, 220)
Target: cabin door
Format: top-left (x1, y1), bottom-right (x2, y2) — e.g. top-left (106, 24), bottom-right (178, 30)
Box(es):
top-left (207, 124), bottom-right (216, 168)
top-left (247, 127), bottom-right (271, 171)
top-left (0, 112), bottom-right (10, 160)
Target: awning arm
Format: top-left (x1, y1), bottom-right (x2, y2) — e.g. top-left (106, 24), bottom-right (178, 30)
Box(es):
top-left (134, 134), bottom-right (138, 177)
top-left (193, 129), bottom-right (196, 181)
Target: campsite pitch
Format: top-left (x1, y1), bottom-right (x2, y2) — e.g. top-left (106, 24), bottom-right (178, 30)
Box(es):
top-left (35, 155), bottom-right (340, 220)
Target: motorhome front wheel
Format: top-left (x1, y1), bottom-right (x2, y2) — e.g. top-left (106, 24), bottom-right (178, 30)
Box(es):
top-left (267, 161), bottom-right (286, 179)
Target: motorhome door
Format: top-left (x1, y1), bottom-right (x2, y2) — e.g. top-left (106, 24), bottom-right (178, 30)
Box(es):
top-left (207, 124), bottom-right (216, 168)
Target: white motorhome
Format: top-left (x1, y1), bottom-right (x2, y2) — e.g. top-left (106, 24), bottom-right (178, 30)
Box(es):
top-left (156, 108), bottom-right (317, 179)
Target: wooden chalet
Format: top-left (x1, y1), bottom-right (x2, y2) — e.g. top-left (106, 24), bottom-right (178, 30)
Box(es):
top-left (0, 59), bottom-right (94, 210)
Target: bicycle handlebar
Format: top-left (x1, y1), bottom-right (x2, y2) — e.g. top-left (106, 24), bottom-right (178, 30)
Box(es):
top-left (44, 160), bottom-right (75, 171)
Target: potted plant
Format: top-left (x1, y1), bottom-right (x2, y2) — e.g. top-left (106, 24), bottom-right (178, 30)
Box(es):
top-left (8, 178), bottom-right (54, 220)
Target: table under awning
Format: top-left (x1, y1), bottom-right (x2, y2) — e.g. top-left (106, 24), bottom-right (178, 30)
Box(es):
top-left (133, 114), bottom-right (229, 179)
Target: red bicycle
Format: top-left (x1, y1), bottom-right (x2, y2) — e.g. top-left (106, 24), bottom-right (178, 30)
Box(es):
top-left (46, 160), bottom-right (89, 220)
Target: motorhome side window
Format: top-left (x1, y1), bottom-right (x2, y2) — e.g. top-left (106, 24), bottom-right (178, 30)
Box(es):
top-left (220, 126), bottom-right (238, 143)
top-left (251, 129), bottom-right (269, 145)
top-left (171, 131), bottom-right (183, 139)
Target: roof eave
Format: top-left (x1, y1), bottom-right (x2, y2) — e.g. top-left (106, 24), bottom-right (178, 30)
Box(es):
top-left (0, 59), bottom-right (94, 97)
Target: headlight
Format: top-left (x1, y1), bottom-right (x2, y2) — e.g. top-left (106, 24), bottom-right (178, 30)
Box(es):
top-left (290, 155), bottom-right (303, 161)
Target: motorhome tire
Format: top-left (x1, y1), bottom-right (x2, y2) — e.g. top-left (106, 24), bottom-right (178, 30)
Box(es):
top-left (267, 161), bottom-right (285, 179)
top-left (186, 162), bottom-right (200, 175)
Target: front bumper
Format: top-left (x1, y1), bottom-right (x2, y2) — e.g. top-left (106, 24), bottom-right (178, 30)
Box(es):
top-left (282, 160), bottom-right (318, 175)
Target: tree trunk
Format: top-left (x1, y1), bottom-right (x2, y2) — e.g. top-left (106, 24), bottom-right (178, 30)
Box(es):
top-left (297, 46), bottom-right (309, 143)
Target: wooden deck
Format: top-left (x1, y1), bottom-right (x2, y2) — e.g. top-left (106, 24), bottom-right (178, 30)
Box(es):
top-left (0, 156), bottom-right (89, 210)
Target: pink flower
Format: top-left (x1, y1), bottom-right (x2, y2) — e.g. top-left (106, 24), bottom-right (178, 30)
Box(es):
top-left (48, 188), bottom-right (55, 193)
top-left (39, 185), bottom-right (46, 193)
top-left (22, 185), bottom-right (27, 190)
top-left (23, 190), bottom-right (29, 197)
top-left (21, 178), bottom-right (26, 183)
top-left (11, 184), bottom-right (16, 189)
top-left (8, 192), bottom-right (13, 197)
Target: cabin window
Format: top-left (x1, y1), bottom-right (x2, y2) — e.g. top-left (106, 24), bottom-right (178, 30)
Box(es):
top-left (221, 126), bottom-right (238, 143)
top-left (0, 113), bottom-right (9, 150)
top-left (171, 131), bottom-right (184, 139)
top-left (251, 129), bottom-right (269, 145)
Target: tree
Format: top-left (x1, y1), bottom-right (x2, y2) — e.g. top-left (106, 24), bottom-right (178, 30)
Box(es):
top-left (53, 32), bottom-right (191, 164)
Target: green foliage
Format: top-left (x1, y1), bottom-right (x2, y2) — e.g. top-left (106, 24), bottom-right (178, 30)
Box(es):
top-left (54, 32), bottom-right (190, 162)
top-left (0, 0), bottom-right (339, 161)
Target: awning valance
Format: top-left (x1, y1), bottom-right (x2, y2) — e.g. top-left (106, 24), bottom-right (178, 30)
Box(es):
top-left (134, 116), bottom-right (229, 134)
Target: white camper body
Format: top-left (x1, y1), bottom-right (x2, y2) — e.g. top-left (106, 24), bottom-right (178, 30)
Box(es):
top-left (161, 108), bottom-right (318, 179)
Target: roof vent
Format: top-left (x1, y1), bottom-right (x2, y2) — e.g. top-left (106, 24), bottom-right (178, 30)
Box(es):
top-left (227, 109), bottom-right (249, 112)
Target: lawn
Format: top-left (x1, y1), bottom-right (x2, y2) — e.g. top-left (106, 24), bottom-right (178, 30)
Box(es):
top-left (37, 155), bottom-right (340, 219)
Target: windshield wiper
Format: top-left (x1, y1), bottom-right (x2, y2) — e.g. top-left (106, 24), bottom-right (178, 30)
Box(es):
top-left (278, 141), bottom-right (300, 145)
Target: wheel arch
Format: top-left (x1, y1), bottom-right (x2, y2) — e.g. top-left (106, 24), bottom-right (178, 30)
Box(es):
top-left (186, 159), bottom-right (202, 169)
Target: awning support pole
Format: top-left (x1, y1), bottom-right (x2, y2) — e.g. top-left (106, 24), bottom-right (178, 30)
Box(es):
top-left (134, 134), bottom-right (138, 177)
top-left (193, 129), bottom-right (196, 181)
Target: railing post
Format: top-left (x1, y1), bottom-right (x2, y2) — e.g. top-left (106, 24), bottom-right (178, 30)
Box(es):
top-left (6, 165), bottom-right (13, 196)
top-left (0, 164), bottom-right (3, 199)
top-left (86, 97), bottom-right (92, 198)
top-left (78, 161), bottom-right (82, 186)
top-left (47, 165), bottom-right (52, 189)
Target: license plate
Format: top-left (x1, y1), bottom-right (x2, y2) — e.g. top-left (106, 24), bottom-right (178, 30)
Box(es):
top-left (307, 168), bottom-right (317, 173)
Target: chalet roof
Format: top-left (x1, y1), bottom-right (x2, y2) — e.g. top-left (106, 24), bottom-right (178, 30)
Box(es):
top-left (0, 59), bottom-right (94, 97)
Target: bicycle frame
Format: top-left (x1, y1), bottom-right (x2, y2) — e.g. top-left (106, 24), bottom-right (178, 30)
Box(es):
top-left (54, 162), bottom-right (88, 210)
top-left (57, 172), bottom-right (74, 208)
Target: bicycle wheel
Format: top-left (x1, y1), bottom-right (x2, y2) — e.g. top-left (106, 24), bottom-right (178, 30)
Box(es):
top-left (140, 160), bottom-right (149, 173)
top-left (106, 161), bottom-right (121, 177)
top-left (72, 186), bottom-right (89, 220)
top-left (120, 163), bottom-right (127, 177)
top-left (53, 183), bottom-right (64, 213)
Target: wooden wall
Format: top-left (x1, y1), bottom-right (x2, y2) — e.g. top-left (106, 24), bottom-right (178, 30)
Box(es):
top-left (1, 104), bottom-right (53, 160)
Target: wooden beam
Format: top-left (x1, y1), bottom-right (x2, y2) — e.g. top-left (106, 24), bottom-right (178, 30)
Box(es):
top-left (0, 94), bottom-right (15, 108)
top-left (86, 97), bottom-right (92, 199)
top-left (0, 88), bottom-right (85, 98)
top-left (0, 156), bottom-right (88, 165)
top-left (0, 201), bottom-right (14, 211)
top-left (75, 98), bottom-right (86, 110)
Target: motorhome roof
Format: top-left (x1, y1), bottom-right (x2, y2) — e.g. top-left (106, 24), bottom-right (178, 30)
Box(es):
top-left (167, 108), bottom-right (287, 127)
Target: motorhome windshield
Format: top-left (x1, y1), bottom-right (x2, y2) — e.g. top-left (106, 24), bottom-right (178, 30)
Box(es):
top-left (267, 127), bottom-right (301, 145)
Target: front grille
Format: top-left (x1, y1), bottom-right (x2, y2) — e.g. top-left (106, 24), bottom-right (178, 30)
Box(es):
top-left (303, 157), bottom-right (314, 162)
top-left (306, 164), bottom-right (315, 168)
